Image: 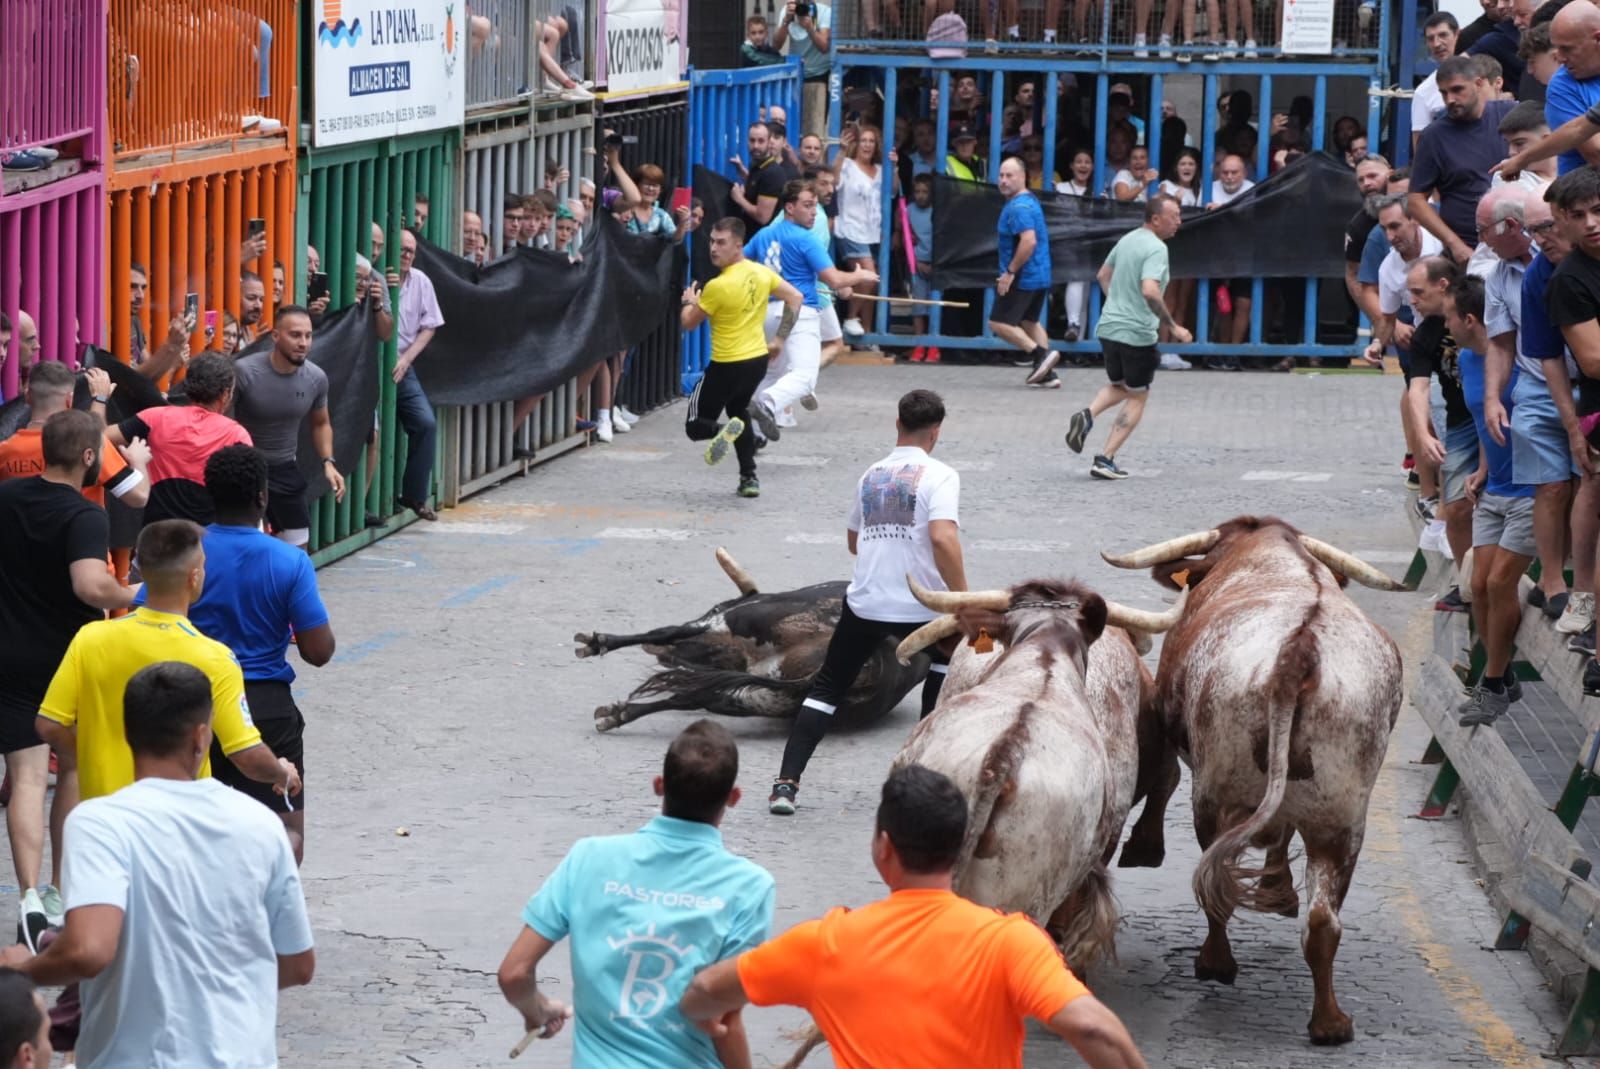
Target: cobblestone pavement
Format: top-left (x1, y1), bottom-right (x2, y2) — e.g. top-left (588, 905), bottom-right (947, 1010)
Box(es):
top-left (270, 363), bottom-right (1573, 1067)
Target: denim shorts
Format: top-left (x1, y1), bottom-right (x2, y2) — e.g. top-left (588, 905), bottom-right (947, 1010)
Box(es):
top-left (1510, 375), bottom-right (1580, 485)
top-left (836, 238), bottom-right (878, 263)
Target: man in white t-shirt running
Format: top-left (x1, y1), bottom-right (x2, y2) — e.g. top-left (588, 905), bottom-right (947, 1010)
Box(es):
top-left (1, 661), bottom-right (314, 1067)
top-left (769, 390), bottom-right (967, 815)
top-left (1412, 12), bottom-right (1460, 150)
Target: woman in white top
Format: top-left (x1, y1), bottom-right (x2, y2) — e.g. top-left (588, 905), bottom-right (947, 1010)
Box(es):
top-left (833, 124), bottom-right (899, 338)
top-left (1056, 149), bottom-right (1095, 340)
top-left (1157, 146), bottom-right (1201, 339)
top-left (1112, 145), bottom-right (1157, 202)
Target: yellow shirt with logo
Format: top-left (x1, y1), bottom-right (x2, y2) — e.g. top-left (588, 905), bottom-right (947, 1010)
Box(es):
top-left (699, 259), bottom-right (782, 363)
top-left (38, 607), bottom-right (264, 801)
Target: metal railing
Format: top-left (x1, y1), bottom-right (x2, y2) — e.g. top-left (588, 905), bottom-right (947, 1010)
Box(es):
top-left (532, 0), bottom-right (592, 100)
top-left (109, 0), bottom-right (296, 162)
top-left (437, 384), bottom-right (586, 507)
top-left (1, 0), bottom-right (107, 158)
top-left (0, 174), bottom-right (106, 397)
top-left (831, 59), bottom-right (1385, 360)
top-left (683, 62), bottom-right (803, 389)
top-left (825, 0), bottom-right (1382, 56)
top-left (467, 0), bottom-right (538, 111)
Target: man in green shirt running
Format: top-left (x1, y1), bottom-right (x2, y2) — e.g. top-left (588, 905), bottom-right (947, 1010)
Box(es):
top-left (1064, 195), bottom-right (1190, 480)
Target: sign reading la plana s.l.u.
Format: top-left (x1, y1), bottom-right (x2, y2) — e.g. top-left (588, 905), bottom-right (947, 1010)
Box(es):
top-left (312, 1), bottom-right (464, 147)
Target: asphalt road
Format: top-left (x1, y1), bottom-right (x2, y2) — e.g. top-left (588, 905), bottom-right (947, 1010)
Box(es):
top-left (272, 361), bottom-right (1572, 1067)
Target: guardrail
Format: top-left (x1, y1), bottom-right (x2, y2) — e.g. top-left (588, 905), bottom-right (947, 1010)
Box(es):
top-left (437, 384), bottom-right (587, 507)
top-left (1410, 552), bottom-right (1600, 1054)
top-left (1, 0), bottom-right (107, 158)
top-left (466, 0), bottom-right (537, 112)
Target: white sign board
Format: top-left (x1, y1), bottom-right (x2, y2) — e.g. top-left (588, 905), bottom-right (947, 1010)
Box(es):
top-left (599, 0), bottom-right (688, 94)
top-left (311, 1), bottom-right (465, 147)
top-left (1280, 0), bottom-right (1335, 55)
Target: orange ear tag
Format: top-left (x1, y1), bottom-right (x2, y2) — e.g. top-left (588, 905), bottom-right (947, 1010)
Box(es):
top-left (1171, 569), bottom-right (1191, 589)
top-left (972, 628), bottom-right (994, 654)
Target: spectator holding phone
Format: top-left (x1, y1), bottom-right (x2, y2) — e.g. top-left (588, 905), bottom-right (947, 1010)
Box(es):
top-left (773, 1), bottom-right (832, 139)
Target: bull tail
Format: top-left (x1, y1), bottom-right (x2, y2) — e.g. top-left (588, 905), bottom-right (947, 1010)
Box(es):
top-left (1192, 617), bottom-right (1318, 921)
top-left (953, 738), bottom-right (1020, 884)
top-left (777, 1023), bottom-right (827, 1069)
top-left (1054, 861), bottom-right (1120, 973)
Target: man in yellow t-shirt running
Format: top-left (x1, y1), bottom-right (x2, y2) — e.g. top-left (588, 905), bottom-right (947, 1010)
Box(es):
top-left (680, 217), bottom-right (803, 499)
top-left (36, 520), bottom-right (301, 807)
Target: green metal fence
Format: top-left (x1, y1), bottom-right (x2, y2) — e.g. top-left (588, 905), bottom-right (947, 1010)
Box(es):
top-left (294, 128), bottom-right (459, 565)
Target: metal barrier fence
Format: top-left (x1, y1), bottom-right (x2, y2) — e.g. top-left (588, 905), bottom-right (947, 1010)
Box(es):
top-left (600, 91), bottom-right (689, 411)
top-left (826, 0), bottom-right (1382, 57)
top-left (683, 62), bottom-right (804, 389)
top-left (1, 0), bottom-right (106, 158)
top-left (0, 174), bottom-right (105, 396)
top-left (466, 0), bottom-right (537, 112)
top-left (296, 129), bottom-right (458, 564)
top-left (828, 58), bottom-right (1386, 360)
top-left (109, 0), bottom-right (297, 163)
top-left (464, 109), bottom-right (539, 258)
top-left (437, 383), bottom-right (585, 506)
top-left (107, 158), bottom-right (296, 371)
top-left (532, 0), bottom-right (592, 101)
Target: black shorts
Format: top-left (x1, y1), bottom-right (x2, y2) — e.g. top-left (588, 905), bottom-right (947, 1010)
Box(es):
top-left (212, 680), bottom-right (305, 814)
top-left (0, 693), bottom-right (43, 755)
top-left (1102, 338), bottom-right (1160, 390)
top-left (990, 286), bottom-right (1047, 327)
top-left (264, 459), bottom-right (311, 536)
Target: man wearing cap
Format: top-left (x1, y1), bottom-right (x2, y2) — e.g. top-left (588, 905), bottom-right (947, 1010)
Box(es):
top-left (945, 127), bottom-right (985, 181)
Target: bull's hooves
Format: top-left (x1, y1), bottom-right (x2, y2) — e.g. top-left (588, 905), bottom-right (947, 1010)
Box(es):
top-left (593, 705), bottom-right (626, 732)
top-left (573, 632), bottom-right (599, 658)
top-left (1193, 959), bottom-right (1238, 985)
top-left (1116, 841), bottom-right (1165, 868)
top-left (1308, 1015), bottom-right (1354, 1045)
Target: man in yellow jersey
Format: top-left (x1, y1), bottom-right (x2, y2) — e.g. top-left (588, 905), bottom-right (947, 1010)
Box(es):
top-left (35, 519), bottom-right (300, 807)
top-left (680, 217), bottom-right (804, 498)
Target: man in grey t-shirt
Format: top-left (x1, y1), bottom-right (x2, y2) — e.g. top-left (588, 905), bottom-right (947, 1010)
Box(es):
top-left (231, 306), bottom-right (345, 548)
top-left (1064, 195), bottom-right (1190, 481)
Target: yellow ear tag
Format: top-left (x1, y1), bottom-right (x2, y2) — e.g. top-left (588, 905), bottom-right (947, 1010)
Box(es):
top-left (972, 628), bottom-right (994, 654)
top-left (1171, 569), bottom-right (1191, 589)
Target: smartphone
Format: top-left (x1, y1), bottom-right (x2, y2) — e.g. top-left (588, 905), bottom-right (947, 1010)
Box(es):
top-left (308, 271), bottom-right (330, 302)
top-left (247, 217), bottom-right (266, 239)
top-left (184, 292), bottom-right (200, 326)
top-left (204, 310), bottom-right (218, 333)
top-left (670, 187), bottom-right (692, 214)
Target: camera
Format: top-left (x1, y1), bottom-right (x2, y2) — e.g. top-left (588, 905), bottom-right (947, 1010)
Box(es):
top-left (603, 132), bottom-right (640, 149)
top-left (795, 2), bottom-right (813, 15)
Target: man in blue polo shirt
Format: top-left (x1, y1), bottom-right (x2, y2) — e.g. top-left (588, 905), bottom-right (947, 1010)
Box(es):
top-left (183, 444), bottom-right (333, 863)
top-left (743, 178), bottom-right (878, 442)
top-left (497, 720), bottom-right (774, 1067)
top-left (1546, 2), bottom-right (1600, 175)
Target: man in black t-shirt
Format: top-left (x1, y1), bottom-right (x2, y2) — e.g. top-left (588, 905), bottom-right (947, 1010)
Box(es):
top-left (1543, 166), bottom-right (1600, 695)
top-left (0, 410), bottom-right (136, 949)
top-left (1344, 154), bottom-right (1392, 309)
top-left (1403, 256), bottom-right (1477, 605)
top-left (730, 122), bottom-right (795, 234)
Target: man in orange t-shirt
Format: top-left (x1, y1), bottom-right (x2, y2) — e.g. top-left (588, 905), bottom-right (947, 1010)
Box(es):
top-left (0, 363), bottom-right (149, 512)
top-left (680, 765), bottom-right (1149, 1069)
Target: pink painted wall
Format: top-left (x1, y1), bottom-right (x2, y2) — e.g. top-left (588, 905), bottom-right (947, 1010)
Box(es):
top-left (0, 0), bottom-right (108, 160)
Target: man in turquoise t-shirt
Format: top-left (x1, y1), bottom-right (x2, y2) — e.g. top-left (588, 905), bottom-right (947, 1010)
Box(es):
top-left (497, 721), bottom-right (775, 1066)
top-left (1065, 195), bottom-right (1191, 480)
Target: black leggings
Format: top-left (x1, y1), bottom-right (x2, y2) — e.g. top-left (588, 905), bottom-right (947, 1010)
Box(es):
top-left (684, 355), bottom-right (766, 478)
top-left (778, 599), bottom-right (948, 783)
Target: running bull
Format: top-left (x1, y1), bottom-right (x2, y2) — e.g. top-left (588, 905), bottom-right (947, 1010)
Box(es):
top-left (1101, 516), bottom-right (1404, 1045)
top-left (578, 549), bottom-right (931, 732)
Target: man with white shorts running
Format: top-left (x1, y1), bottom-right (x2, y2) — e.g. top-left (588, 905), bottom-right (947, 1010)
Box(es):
top-left (743, 179), bottom-right (878, 442)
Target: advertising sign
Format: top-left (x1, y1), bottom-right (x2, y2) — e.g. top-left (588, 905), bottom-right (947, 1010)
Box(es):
top-left (312, 1), bottom-right (465, 147)
top-left (598, 0), bottom-right (689, 94)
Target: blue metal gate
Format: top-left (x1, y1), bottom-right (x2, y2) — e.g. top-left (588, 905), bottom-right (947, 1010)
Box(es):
top-left (684, 61), bottom-right (804, 389)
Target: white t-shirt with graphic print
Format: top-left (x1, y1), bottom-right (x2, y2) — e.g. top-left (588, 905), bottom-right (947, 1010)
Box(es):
top-left (846, 445), bottom-right (961, 622)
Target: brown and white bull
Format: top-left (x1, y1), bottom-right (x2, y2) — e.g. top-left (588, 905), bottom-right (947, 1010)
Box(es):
top-left (1102, 516), bottom-right (1404, 1045)
top-left (577, 549), bottom-right (931, 732)
top-left (891, 577), bottom-right (1184, 969)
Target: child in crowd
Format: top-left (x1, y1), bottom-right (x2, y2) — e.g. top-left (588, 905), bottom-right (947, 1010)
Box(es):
top-left (528, 190), bottom-right (559, 250)
top-left (906, 174), bottom-right (939, 364)
top-left (554, 205), bottom-right (582, 263)
top-left (741, 15), bottom-right (784, 66)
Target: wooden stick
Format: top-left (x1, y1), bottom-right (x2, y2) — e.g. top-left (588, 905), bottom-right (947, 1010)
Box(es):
top-left (853, 293), bottom-right (972, 309)
top-left (510, 1029), bottom-right (538, 1058)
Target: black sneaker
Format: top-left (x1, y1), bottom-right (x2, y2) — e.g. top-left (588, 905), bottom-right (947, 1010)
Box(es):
top-left (1026, 349), bottom-right (1062, 384)
top-left (1544, 591), bottom-right (1570, 621)
top-left (768, 780), bottom-right (799, 815)
top-left (1413, 495), bottom-right (1438, 522)
top-left (1405, 470), bottom-right (1421, 490)
top-left (750, 400), bottom-right (781, 443)
top-left (1027, 371), bottom-right (1062, 389)
top-left (1586, 658), bottom-right (1600, 698)
top-left (1434, 587), bottom-right (1467, 613)
top-left (1065, 408), bottom-right (1093, 453)
top-left (737, 475), bottom-right (761, 498)
top-left (1529, 587), bottom-right (1547, 610)
top-left (1571, 624), bottom-right (1598, 656)
top-left (1090, 454), bottom-right (1129, 480)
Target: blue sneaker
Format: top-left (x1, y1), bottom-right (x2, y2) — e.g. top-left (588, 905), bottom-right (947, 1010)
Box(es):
top-left (0, 151), bottom-right (45, 171)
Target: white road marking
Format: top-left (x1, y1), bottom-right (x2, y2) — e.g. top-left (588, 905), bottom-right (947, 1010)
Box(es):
top-left (596, 527), bottom-right (694, 541)
top-left (949, 459), bottom-right (995, 472)
top-left (757, 454), bottom-right (831, 466)
top-left (421, 521), bottom-right (527, 535)
top-left (599, 450), bottom-right (668, 462)
top-left (785, 532), bottom-right (839, 545)
top-left (970, 538), bottom-right (1073, 553)
top-left (1240, 470), bottom-right (1332, 482)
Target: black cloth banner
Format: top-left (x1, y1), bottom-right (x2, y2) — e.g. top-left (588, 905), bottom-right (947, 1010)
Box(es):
top-left (0, 349), bottom-right (174, 444)
top-left (930, 151), bottom-right (1362, 287)
top-left (692, 166), bottom-right (738, 286)
top-left (409, 215), bottom-right (679, 407)
top-left (234, 302), bottom-right (381, 501)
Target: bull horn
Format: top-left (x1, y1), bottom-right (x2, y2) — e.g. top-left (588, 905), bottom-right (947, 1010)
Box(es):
top-left (1298, 536), bottom-right (1407, 591)
top-left (895, 615), bottom-right (964, 664)
top-left (1100, 529), bottom-right (1221, 570)
top-left (715, 547), bottom-right (758, 596)
top-left (906, 575), bottom-right (1012, 614)
top-left (1104, 590), bottom-right (1187, 634)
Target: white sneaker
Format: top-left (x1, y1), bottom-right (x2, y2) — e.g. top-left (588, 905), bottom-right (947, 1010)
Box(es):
top-left (594, 419), bottom-right (613, 443)
top-left (842, 317), bottom-right (866, 337)
top-left (18, 890), bottom-right (46, 953)
top-left (1157, 33), bottom-right (1174, 57)
top-left (562, 85), bottom-right (595, 101)
top-left (616, 405), bottom-right (640, 424)
top-left (1243, 38), bottom-right (1258, 55)
top-left (39, 885), bottom-right (63, 928)
top-left (1159, 353), bottom-right (1190, 370)
top-left (611, 416), bottom-right (630, 433)
top-left (1133, 32), bottom-right (1149, 57)
top-left (1557, 591), bottom-right (1596, 634)
top-left (1223, 38), bottom-right (1239, 56)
